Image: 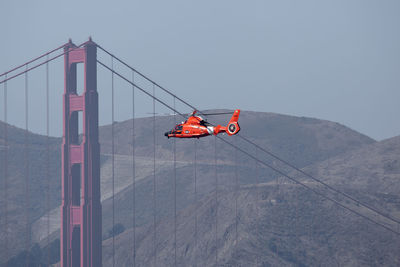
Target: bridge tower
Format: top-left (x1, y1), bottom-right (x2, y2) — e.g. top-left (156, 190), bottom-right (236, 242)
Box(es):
top-left (61, 39), bottom-right (102, 267)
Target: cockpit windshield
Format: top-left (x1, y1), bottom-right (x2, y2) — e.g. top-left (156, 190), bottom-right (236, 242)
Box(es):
top-left (200, 120), bottom-right (211, 127)
top-left (175, 125), bottom-right (183, 131)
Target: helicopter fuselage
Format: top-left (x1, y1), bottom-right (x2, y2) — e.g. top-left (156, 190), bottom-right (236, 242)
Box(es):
top-left (164, 109), bottom-right (241, 139)
top-left (164, 116), bottom-right (213, 138)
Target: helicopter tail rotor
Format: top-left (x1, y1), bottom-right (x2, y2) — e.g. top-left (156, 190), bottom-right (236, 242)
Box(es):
top-left (212, 109), bottom-right (241, 136)
top-left (226, 109), bottom-right (240, 135)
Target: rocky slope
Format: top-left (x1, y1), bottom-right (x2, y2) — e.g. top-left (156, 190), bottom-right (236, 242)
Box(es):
top-left (102, 136), bottom-right (400, 266)
top-left (0, 111), bottom-right (376, 265)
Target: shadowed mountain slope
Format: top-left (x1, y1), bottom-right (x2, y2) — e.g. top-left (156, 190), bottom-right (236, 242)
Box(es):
top-left (102, 136), bottom-right (400, 267)
top-left (0, 111), bottom-right (376, 265)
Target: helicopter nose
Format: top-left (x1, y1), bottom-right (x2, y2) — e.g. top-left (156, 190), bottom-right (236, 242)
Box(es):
top-left (164, 132), bottom-right (169, 137)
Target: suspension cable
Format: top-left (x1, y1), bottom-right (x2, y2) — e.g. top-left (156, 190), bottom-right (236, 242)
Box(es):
top-left (25, 64), bottom-right (30, 267)
top-left (309, 192), bottom-right (315, 248)
top-left (0, 140), bottom-right (2, 264)
top-left (276, 175), bottom-right (281, 256)
top-left (46, 55), bottom-right (50, 266)
top-left (153, 83), bottom-right (157, 267)
top-left (255, 147), bottom-right (259, 266)
top-left (97, 61), bottom-right (185, 119)
top-left (96, 45), bottom-right (196, 112)
top-left (234, 137), bottom-right (238, 249)
top-left (295, 180), bottom-right (299, 257)
top-left (194, 138), bottom-right (198, 267)
top-left (173, 97), bottom-right (177, 266)
top-left (0, 42), bottom-right (66, 78)
top-left (0, 42), bottom-right (89, 85)
top-left (3, 74), bottom-right (8, 266)
top-left (215, 136), bottom-right (218, 266)
top-left (94, 49), bottom-right (400, 228)
top-left (111, 56), bottom-right (115, 267)
top-left (132, 70), bottom-right (136, 267)
top-left (96, 60), bottom-right (400, 236)
top-left (237, 134), bottom-right (400, 225)
top-left (217, 136), bottom-right (400, 236)
top-left (0, 40), bottom-right (90, 265)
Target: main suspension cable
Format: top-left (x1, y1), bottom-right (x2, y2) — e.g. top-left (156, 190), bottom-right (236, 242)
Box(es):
top-left (0, 42), bottom-right (66, 78)
top-left (94, 48), bottom-right (400, 228)
top-left (97, 59), bottom-right (400, 236)
top-left (97, 61), bottom-right (186, 119)
top-left (0, 42), bottom-right (89, 85)
top-left (217, 136), bottom-right (400, 236)
top-left (237, 134), bottom-right (400, 225)
top-left (96, 45), bottom-right (195, 112)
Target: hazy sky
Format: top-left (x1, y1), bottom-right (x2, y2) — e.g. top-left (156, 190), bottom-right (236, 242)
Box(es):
top-left (0, 0), bottom-right (399, 140)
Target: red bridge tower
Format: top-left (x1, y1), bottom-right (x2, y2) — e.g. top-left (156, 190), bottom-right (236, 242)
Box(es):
top-left (61, 39), bottom-right (102, 267)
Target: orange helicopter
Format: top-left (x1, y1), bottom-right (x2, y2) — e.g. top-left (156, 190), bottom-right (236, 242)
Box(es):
top-left (164, 109), bottom-right (241, 138)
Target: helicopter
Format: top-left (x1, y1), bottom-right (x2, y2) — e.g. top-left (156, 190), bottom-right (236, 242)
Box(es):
top-left (164, 109), bottom-right (240, 138)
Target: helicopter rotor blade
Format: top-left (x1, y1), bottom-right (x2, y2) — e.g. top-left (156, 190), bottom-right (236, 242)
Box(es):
top-left (201, 112), bottom-right (233, 116)
top-left (146, 112), bottom-right (179, 116)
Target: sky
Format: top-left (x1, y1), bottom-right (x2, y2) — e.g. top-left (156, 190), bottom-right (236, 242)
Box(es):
top-left (0, 0), bottom-right (399, 140)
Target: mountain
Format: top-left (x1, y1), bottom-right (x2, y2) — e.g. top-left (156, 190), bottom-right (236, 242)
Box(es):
top-left (97, 110), bottom-right (375, 243)
top-left (0, 122), bottom-right (61, 265)
top-left (0, 111), bottom-right (376, 265)
top-left (102, 136), bottom-right (400, 266)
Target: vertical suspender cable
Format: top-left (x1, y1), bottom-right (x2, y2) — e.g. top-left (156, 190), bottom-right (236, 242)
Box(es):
top-left (46, 55), bottom-right (50, 266)
top-left (173, 97), bottom-right (177, 266)
top-left (295, 182), bottom-right (299, 257)
top-left (276, 176), bottom-right (280, 256)
top-left (234, 138), bottom-right (238, 249)
top-left (214, 136), bottom-right (218, 266)
top-left (0, 99), bottom-right (2, 261)
top-left (194, 138), bottom-right (197, 267)
top-left (309, 192), bottom-right (315, 253)
top-left (255, 147), bottom-right (259, 266)
top-left (95, 48), bottom-right (400, 227)
top-left (25, 64), bottom-right (30, 267)
top-left (397, 225), bottom-right (400, 265)
top-left (111, 56), bottom-right (115, 267)
top-left (132, 70), bottom-right (136, 267)
top-left (3, 74), bottom-right (8, 266)
top-left (153, 83), bottom-right (156, 267)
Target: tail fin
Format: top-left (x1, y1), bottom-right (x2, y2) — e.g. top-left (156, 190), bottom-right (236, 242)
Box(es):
top-left (229, 109), bottom-right (240, 124)
top-left (226, 109), bottom-right (240, 136)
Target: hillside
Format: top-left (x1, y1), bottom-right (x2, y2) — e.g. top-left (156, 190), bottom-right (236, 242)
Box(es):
top-left (102, 136), bottom-right (400, 266)
top-left (97, 110), bottom-right (375, 242)
top-left (0, 111), bottom-right (375, 265)
top-left (0, 122), bottom-right (61, 264)
top-left (99, 110), bottom-right (374, 166)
